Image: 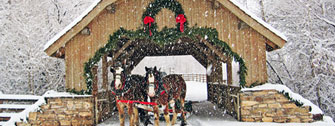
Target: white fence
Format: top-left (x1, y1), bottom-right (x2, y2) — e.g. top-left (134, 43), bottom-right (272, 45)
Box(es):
top-left (181, 74), bottom-right (207, 83)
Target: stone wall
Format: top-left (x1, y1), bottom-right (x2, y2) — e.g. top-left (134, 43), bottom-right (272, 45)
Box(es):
top-left (240, 90), bottom-right (314, 123)
top-left (16, 97), bottom-right (94, 126)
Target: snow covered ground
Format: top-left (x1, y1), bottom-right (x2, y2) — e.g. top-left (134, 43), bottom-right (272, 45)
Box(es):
top-left (185, 81), bottom-right (207, 102)
top-left (98, 101), bottom-right (334, 126)
top-left (99, 82), bottom-right (334, 126)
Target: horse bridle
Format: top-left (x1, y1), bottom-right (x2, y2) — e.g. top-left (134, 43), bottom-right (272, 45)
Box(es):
top-left (111, 73), bottom-right (130, 96)
top-left (114, 73), bottom-right (122, 88)
top-left (147, 78), bottom-right (167, 97)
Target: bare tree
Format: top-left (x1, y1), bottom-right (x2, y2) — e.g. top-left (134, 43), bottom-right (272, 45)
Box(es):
top-left (0, 0), bottom-right (92, 95)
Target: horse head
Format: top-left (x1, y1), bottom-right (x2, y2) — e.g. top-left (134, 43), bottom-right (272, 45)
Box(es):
top-left (145, 66), bottom-right (161, 97)
top-left (110, 66), bottom-right (125, 90)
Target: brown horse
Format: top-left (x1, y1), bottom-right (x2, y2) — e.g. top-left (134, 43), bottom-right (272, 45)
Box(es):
top-left (145, 66), bottom-right (187, 126)
top-left (111, 66), bottom-right (151, 126)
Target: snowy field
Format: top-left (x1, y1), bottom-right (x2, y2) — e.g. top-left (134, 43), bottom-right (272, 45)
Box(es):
top-left (98, 102), bottom-right (334, 126)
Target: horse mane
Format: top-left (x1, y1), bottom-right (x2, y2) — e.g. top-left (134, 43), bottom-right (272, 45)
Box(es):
top-left (144, 67), bottom-right (163, 82)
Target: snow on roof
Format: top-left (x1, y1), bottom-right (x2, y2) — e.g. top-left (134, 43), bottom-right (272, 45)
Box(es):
top-left (44, 0), bottom-right (287, 52)
top-left (242, 83), bottom-right (323, 115)
top-left (230, 0), bottom-right (287, 41)
top-left (43, 0), bottom-right (102, 51)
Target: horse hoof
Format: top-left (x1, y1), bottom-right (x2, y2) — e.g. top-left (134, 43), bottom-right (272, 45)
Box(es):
top-left (145, 120), bottom-right (153, 126)
top-left (180, 121), bottom-right (187, 126)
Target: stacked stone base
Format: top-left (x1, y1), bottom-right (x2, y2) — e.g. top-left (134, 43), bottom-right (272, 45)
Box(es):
top-left (16, 97), bottom-right (94, 126)
top-left (240, 90), bottom-right (314, 123)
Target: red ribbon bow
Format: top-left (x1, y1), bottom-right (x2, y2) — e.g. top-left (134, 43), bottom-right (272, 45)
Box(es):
top-left (176, 14), bottom-right (186, 32)
top-left (144, 16), bottom-right (155, 36)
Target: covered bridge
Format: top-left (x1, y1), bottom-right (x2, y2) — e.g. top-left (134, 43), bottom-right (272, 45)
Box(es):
top-left (44, 0), bottom-right (286, 122)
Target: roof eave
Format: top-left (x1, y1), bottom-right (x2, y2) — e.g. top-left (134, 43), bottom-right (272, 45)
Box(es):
top-left (45, 0), bottom-right (287, 57)
top-left (44, 0), bottom-right (116, 57)
top-left (218, 0), bottom-right (286, 50)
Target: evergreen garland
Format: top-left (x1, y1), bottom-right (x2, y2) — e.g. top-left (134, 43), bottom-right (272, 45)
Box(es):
top-left (142, 0), bottom-right (188, 36)
top-left (71, 0), bottom-right (248, 94)
top-left (280, 91), bottom-right (305, 107)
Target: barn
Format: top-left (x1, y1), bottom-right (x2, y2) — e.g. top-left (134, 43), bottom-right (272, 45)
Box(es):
top-left (33, 0), bottom-right (320, 124)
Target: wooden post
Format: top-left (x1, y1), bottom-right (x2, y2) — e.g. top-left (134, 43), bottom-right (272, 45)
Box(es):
top-left (227, 59), bottom-right (233, 85)
top-left (102, 54), bottom-right (112, 117)
top-left (92, 66), bottom-right (99, 124)
top-left (237, 93), bottom-right (240, 121)
top-left (214, 60), bottom-right (223, 84)
top-left (102, 54), bottom-right (108, 90)
top-left (206, 60), bottom-right (212, 102)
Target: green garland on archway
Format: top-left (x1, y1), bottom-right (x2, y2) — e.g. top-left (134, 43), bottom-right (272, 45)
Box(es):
top-left (78, 27), bottom-right (248, 94)
top-left (72, 0), bottom-right (247, 95)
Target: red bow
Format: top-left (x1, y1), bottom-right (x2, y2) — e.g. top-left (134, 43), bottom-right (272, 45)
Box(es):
top-left (144, 16), bottom-right (155, 36)
top-left (176, 14), bottom-right (186, 32)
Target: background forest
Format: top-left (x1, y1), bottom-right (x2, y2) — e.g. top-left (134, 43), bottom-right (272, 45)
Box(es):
top-left (0, 0), bottom-right (334, 120)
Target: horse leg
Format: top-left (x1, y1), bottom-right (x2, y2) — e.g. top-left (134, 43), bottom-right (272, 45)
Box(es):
top-left (153, 105), bottom-right (160, 126)
top-left (127, 103), bottom-right (134, 126)
top-left (170, 100), bottom-right (178, 125)
top-left (163, 103), bottom-right (171, 126)
top-left (180, 98), bottom-right (187, 126)
top-left (117, 102), bottom-right (125, 126)
top-left (133, 105), bottom-right (139, 126)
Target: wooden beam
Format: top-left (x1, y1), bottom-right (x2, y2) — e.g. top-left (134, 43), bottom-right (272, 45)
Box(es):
top-left (102, 54), bottom-right (108, 90)
top-left (92, 65), bottom-right (99, 124)
top-left (54, 47), bottom-right (65, 58)
top-left (107, 39), bottom-right (133, 66)
top-left (45, 0), bottom-right (118, 56)
top-left (217, 0), bottom-right (286, 49)
top-left (265, 38), bottom-right (279, 50)
top-left (92, 66), bottom-right (98, 96)
top-left (198, 36), bottom-right (228, 62)
top-left (227, 59), bottom-right (233, 85)
top-left (191, 39), bottom-right (217, 62)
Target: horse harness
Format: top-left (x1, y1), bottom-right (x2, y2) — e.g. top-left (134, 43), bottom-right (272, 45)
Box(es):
top-left (149, 80), bottom-right (167, 98)
top-left (110, 74), bottom-right (132, 96)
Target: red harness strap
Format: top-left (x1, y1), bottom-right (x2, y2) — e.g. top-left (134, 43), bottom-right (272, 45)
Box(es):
top-left (117, 100), bottom-right (158, 106)
top-left (160, 90), bottom-right (166, 95)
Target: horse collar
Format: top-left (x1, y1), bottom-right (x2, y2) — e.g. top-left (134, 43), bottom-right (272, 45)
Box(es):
top-left (151, 80), bottom-right (167, 97)
top-left (111, 79), bottom-right (131, 96)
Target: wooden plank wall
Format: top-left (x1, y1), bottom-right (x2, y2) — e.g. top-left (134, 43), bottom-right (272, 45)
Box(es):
top-left (65, 0), bottom-right (268, 91)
